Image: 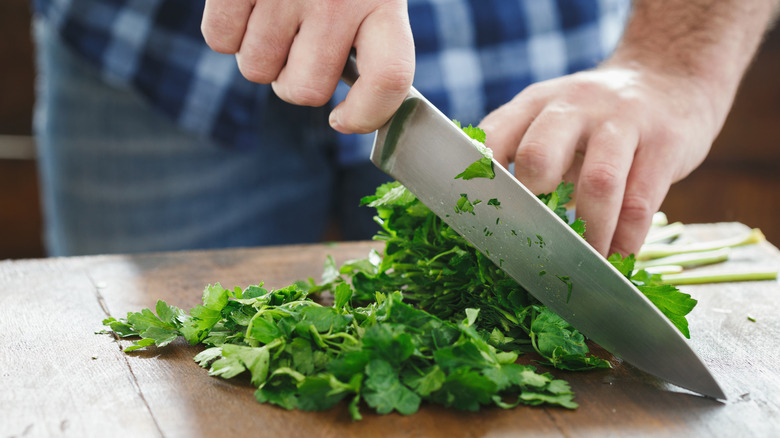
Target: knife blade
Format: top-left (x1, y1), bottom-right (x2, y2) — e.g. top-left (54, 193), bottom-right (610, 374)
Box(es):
top-left (342, 54), bottom-right (725, 400)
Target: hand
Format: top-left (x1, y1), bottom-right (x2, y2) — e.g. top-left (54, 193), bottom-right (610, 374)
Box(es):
top-left (201, 0), bottom-right (414, 134)
top-left (479, 62), bottom-right (722, 257)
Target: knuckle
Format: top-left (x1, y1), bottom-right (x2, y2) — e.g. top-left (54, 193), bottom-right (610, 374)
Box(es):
top-left (615, 90), bottom-right (643, 110)
top-left (543, 103), bottom-right (578, 121)
top-left (580, 162), bottom-right (622, 197)
top-left (284, 84), bottom-right (332, 107)
top-left (201, 25), bottom-right (238, 54)
top-left (620, 194), bottom-right (655, 224)
top-left (369, 61), bottom-right (414, 96)
top-left (236, 59), bottom-right (276, 84)
top-left (592, 120), bottom-right (635, 148)
top-left (597, 119), bottom-right (624, 137)
top-left (514, 142), bottom-right (551, 176)
top-left (236, 37), bottom-right (290, 84)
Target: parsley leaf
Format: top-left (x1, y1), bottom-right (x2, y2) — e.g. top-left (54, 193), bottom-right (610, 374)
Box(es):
top-left (363, 359), bottom-right (421, 415)
top-left (453, 121), bottom-right (495, 180)
top-left (609, 253), bottom-right (697, 338)
top-left (453, 120), bottom-right (487, 144)
top-left (455, 157), bottom-right (495, 180)
top-left (454, 193), bottom-right (477, 215)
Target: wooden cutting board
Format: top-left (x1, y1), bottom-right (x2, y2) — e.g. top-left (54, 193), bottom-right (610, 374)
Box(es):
top-left (1, 222), bottom-right (778, 437)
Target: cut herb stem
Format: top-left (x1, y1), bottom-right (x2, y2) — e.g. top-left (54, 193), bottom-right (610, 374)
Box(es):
top-left (651, 211), bottom-right (669, 227)
top-left (644, 221), bottom-right (685, 244)
top-left (640, 265), bottom-right (684, 276)
top-left (658, 269), bottom-right (778, 285)
top-left (637, 228), bottom-right (766, 260)
top-left (635, 248), bottom-right (731, 270)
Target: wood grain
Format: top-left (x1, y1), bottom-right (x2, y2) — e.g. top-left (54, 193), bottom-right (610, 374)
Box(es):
top-left (0, 256), bottom-right (161, 437)
top-left (1, 227), bottom-right (779, 437)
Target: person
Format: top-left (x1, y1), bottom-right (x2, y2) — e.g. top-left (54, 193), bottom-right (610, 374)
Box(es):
top-left (201, 0), bottom-right (780, 258)
top-left (31, 0), bottom-right (777, 257)
top-left (30, 0), bottom-right (630, 256)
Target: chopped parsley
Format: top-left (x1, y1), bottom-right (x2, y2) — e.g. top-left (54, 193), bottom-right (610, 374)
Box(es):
top-left (102, 120), bottom-right (697, 420)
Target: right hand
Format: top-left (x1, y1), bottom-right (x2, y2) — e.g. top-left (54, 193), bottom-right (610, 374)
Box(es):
top-left (201, 0), bottom-right (415, 134)
top-left (479, 62), bottom-right (721, 258)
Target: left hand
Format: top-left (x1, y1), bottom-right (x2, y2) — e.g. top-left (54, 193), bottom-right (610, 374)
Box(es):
top-left (479, 62), bottom-right (721, 257)
top-left (200, 0), bottom-right (415, 134)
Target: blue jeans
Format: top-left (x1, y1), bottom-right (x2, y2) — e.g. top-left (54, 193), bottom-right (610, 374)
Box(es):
top-left (33, 19), bottom-right (391, 256)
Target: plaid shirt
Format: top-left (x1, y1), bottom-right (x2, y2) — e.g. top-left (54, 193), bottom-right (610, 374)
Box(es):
top-left (32, 0), bottom-right (630, 165)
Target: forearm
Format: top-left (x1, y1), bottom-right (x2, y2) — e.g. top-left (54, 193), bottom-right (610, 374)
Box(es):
top-left (607, 0), bottom-right (780, 126)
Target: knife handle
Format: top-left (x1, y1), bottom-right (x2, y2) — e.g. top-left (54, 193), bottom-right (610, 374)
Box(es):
top-left (341, 50), bottom-right (359, 87)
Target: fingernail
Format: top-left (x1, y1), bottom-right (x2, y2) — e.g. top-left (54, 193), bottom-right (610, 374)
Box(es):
top-left (329, 110), bottom-right (341, 130)
top-left (329, 110), bottom-right (347, 133)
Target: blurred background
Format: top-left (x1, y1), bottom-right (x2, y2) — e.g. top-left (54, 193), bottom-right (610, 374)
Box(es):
top-left (2, 2), bottom-right (779, 259)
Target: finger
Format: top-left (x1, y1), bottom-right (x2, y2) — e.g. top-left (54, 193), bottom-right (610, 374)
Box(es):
top-left (272, 4), bottom-right (359, 107)
top-left (329, 2), bottom-right (415, 134)
top-left (479, 93), bottom-right (544, 169)
top-left (201, 0), bottom-right (255, 54)
top-left (608, 145), bottom-right (674, 257)
top-left (512, 106), bottom-right (585, 195)
top-left (562, 150), bottom-right (585, 188)
top-left (573, 122), bottom-right (639, 256)
top-left (235, 1), bottom-right (300, 84)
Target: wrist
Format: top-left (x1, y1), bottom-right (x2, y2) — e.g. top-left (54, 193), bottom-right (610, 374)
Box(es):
top-left (604, 0), bottom-right (779, 130)
top-left (602, 52), bottom-right (730, 134)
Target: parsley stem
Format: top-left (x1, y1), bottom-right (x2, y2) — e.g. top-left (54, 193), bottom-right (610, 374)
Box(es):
top-left (637, 228), bottom-right (765, 260)
top-left (392, 263), bottom-right (420, 271)
top-left (643, 221), bottom-right (684, 244)
top-left (641, 265), bottom-right (684, 275)
top-left (658, 269), bottom-right (778, 285)
top-left (323, 332), bottom-right (360, 346)
top-left (426, 246), bottom-right (462, 264)
top-left (635, 248), bottom-right (730, 270)
top-left (651, 211), bottom-right (669, 227)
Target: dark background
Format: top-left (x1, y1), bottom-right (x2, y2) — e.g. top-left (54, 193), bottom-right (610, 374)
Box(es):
top-left (2, 2), bottom-right (779, 259)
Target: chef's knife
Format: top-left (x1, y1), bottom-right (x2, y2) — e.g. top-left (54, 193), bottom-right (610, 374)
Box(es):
top-left (342, 54), bottom-right (725, 400)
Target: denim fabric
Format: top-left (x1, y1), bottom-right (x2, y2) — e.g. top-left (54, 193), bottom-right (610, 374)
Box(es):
top-left (34, 20), bottom-right (391, 256)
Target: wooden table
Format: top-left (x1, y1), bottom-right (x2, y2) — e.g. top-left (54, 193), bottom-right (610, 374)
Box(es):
top-left (2, 223), bottom-right (779, 437)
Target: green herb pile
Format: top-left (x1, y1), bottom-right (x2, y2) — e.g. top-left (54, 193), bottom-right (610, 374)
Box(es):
top-left (102, 124), bottom-right (697, 419)
top-left (343, 181), bottom-right (611, 371)
top-left (105, 285), bottom-right (577, 419)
